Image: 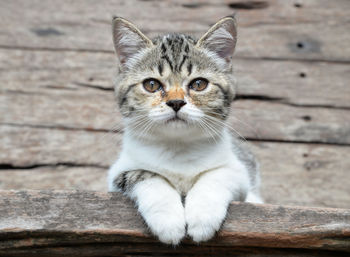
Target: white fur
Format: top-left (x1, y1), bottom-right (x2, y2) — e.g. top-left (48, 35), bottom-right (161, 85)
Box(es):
top-left (108, 126), bottom-right (260, 244)
top-left (130, 176), bottom-right (186, 244)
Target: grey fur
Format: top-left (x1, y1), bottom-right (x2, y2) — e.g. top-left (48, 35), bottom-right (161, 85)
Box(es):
top-left (114, 169), bottom-right (156, 193)
top-left (231, 136), bottom-right (260, 194)
top-left (114, 31), bottom-right (236, 119)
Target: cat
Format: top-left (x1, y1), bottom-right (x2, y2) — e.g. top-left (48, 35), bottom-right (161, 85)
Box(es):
top-left (108, 15), bottom-right (262, 245)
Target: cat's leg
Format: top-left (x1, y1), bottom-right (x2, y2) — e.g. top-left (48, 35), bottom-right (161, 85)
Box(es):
top-left (185, 166), bottom-right (249, 242)
top-left (113, 170), bottom-right (186, 245)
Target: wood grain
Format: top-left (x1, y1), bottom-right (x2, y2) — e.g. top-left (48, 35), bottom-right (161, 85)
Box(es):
top-left (0, 190), bottom-right (349, 256)
top-left (0, 167), bottom-right (107, 191)
top-left (1, 0), bottom-right (350, 61)
top-left (0, 125), bottom-right (121, 167)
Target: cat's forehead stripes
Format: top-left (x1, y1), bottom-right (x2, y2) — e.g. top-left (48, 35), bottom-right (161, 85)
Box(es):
top-left (157, 34), bottom-right (194, 74)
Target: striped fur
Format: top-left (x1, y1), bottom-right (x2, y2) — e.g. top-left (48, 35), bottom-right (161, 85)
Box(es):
top-left (113, 23), bottom-right (236, 121)
top-left (113, 169), bottom-right (156, 193)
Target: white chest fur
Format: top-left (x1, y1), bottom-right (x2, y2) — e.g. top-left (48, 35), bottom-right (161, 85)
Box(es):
top-left (108, 129), bottom-right (244, 193)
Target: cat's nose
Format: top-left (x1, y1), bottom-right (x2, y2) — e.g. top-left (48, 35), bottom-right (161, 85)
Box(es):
top-left (166, 100), bottom-right (187, 112)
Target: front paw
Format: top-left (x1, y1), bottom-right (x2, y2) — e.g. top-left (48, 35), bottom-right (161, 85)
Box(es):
top-left (185, 200), bottom-right (227, 243)
top-left (143, 208), bottom-right (186, 245)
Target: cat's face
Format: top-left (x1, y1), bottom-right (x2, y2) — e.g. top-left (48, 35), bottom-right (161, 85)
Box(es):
top-left (112, 16), bottom-right (237, 141)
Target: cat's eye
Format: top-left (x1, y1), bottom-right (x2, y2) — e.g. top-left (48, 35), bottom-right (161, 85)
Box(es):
top-left (143, 79), bottom-right (162, 93)
top-left (189, 78), bottom-right (208, 91)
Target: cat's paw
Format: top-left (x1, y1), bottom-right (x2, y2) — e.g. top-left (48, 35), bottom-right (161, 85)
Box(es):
top-left (144, 208), bottom-right (186, 245)
top-left (185, 199), bottom-right (227, 243)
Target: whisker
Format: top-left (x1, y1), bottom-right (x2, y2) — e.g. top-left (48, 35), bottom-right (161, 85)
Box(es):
top-left (203, 115), bottom-right (248, 143)
top-left (199, 108), bottom-right (258, 139)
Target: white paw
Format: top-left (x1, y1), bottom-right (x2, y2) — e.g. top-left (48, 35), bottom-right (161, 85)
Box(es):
top-left (185, 200), bottom-right (227, 243)
top-left (143, 208), bottom-right (186, 245)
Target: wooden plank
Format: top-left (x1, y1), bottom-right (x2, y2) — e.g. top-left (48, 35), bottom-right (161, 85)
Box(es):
top-left (231, 100), bottom-right (350, 145)
top-left (0, 90), bottom-right (120, 132)
top-left (0, 125), bottom-right (121, 167)
top-left (235, 59), bottom-right (350, 108)
top-left (0, 167), bottom-right (107, 191)
top-left (1, 125), bottom-right (349, 208)
top-left (253, 142), bottom-right (350, 209)
top-left (1, 49), bottom-right (350, 107)
top-left (1, 0), bottom-right (350, 61)
top-left (0, 190), bottom-right (349, 256)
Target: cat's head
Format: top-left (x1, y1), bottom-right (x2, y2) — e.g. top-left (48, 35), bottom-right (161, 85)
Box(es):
top-left (112, 16), bottom-right (237, 142)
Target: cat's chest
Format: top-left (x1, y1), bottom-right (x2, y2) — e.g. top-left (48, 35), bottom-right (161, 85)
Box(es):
top-left (123, 136), bottom-right (232, 177)
top-left (161, 171), bottom-right (197, 194)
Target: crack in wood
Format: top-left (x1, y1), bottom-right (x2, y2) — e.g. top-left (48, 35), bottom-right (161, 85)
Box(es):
top-left (237, 55), bottom-right (350, 65)
top-left (235, 95), bottom-right (350, 110)
top-left (0, 163), bottom-right (108, 170)
top-left (228, 1), bottom-right (269, 10)
top-left (0, 44), bottom-right (114, 54)
top-left (72, 82), bottom-right (114, 91)
top-left (282, 102), bottom-right (350, 111)
top-left (0, 123), bottom-right (122, 134)
top-left (235, 94), bottom-right (284, 102)
top-left (246, 138), bottom-right (350, 147)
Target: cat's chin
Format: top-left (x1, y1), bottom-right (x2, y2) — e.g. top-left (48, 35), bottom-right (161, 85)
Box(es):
top-left (151, 121), bottom-right (213, 142)
top-left (165, 116), bottom-right (187, 124)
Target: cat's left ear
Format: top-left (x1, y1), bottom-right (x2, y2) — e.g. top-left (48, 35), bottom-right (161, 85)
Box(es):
top-left (196, 15), bottom-right (237, 63)
top-left (112, 17), bottom-right (153, 67)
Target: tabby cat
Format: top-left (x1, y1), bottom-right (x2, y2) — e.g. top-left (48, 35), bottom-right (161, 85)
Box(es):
top-left (108, 15), bottom-right (262, 245)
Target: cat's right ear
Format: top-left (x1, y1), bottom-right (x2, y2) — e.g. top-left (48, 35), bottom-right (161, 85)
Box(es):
top-left (112, 17), bottom-right (153, 68)
top-left (196, 15), bottom-right (237, 64)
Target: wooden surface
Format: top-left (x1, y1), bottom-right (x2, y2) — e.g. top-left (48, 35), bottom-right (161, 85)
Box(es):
top-left (0, 190), bottom-right (349, 256)
top-left (0, 0), bottom-right (350, 209)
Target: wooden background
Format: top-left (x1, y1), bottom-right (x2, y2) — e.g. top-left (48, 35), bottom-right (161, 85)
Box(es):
top-left (0, 0), bottom-right (349, 208)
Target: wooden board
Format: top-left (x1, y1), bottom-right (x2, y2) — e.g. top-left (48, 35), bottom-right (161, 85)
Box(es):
top-left (0, 125), bottom-right (120, 167)
top-left (1, 0), bottom-right (350, 61)
top-left (0, 190), bottom-right (349, 256)
top-left (0, 167), bottom-right (107, 191)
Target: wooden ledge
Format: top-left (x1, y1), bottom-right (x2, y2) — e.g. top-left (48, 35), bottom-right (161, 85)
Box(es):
top-left (0, 190), bottom-right (349, 256)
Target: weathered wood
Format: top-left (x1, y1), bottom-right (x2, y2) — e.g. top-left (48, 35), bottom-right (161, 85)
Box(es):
top-left (0, 125), bottom-right (121, 167)
top-left (255, 142), bottom-right (350, 209)
top-left (1, 0), bottom-right (350, 61)
top-left (0, 167), bottom-right (107, 191)
top-left (231, 100), bottom-right (350, 145)
top-left (1, 125), bottom-right (350, 208)
top-left (0, 190), bottom-right (349, 257)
